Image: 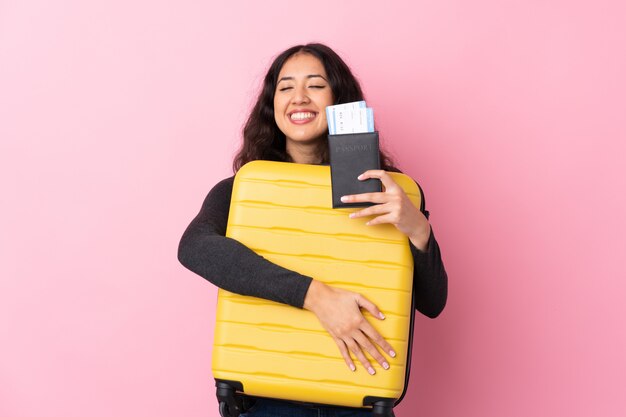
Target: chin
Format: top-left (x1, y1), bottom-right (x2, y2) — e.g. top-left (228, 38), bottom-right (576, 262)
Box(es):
top-left (288, 131), bottom-right (327, 144)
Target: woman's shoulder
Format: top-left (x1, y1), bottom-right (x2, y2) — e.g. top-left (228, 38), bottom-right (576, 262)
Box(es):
top-left (201, 175), bottom-right (236, 205)
top-left (211, 175), bottom-right (236, 192)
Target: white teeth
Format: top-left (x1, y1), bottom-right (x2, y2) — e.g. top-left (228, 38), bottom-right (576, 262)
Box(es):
top-left (290, 112), bottom-right (315, 120)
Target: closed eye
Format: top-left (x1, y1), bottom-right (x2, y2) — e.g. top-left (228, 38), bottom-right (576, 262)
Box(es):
top-left (278, 85), bottom-right (325, 92)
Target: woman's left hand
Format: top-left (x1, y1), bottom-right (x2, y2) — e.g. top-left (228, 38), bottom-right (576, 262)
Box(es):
top-left (340, 170), bottom-right (431, 252)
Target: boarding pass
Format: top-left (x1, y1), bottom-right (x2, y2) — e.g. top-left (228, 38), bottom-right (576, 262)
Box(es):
top-left (326, 101), bottom-right (375, 135)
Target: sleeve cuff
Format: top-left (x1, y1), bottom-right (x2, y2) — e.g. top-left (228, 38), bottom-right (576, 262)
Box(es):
top-left (410, 228), bottom-right (436, 265)
top-left (293, 275), bottom-right (314, 309)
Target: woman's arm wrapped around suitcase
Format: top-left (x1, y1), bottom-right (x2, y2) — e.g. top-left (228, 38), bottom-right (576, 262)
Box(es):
top-left (303, 169), bottom-right (447, 373)
top-left (178, 176), bottom-right (313, 309)
top-left (178, 172), bottom-right (447, 374)
top-left (341, 169), bottom-right (448, 319)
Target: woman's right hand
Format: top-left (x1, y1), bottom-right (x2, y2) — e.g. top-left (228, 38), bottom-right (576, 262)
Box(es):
top-left (303, 280), bottom-right (396, 374)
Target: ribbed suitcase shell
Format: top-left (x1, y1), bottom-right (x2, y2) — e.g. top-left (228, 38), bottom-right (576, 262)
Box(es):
top-left (212, 160), bottom-right (420, 409)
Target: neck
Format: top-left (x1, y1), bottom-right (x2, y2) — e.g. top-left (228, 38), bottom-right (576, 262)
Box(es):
top-left (286, 140), bottom-right (323, 165)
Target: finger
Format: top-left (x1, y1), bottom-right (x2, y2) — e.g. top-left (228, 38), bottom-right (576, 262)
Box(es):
top-left (332, 336), bottom-right (356, 372)
top-left (365, 213), bottom-right (398, 227)
top-left (341, 192), bottom-right (388, 205)
top-left (349, 203), bottom-right (390, 219)
top-left (360, 320), bottom-right (397, 359)
top-left (356, 294), bottom-right (386, 320)
top-left (358, 170), bottom-right (401, 192)
top-left (345, 338), bottom-right (376, 375)
top-left (356, 295), bottom-right (397, 358)
top-left (354, 331), bottom-right (390, 371)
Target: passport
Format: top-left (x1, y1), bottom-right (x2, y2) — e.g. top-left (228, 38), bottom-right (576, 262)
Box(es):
top-left (328, 131), bottom-right (381, 208)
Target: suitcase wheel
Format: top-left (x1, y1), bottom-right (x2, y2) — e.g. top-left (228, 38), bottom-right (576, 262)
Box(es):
top-left (372, 401), bottom-right (395, 417)
top-left (219, 401), bottom-right (239, 417)
top-left (216, 380), bottom-right (251, 417)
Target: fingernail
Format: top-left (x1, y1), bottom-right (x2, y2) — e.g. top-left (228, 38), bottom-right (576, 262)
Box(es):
top-left (383, 362), bottom-right (390, 370)
top-left (349, 364), bottom-right (356, 372)
top-left (358, 174), bottom-right (364, 180)
top-left (389, 350), bottom-right (396, 358)
top-left (341, 196), bottom-right (348, 202)
top-left (349, 213), bottom-right (355, 218)
top-left (365, 221), bottom-right (371, 226)
top-left (379, 312), bottom-right (385, 320)
top-left (368, 367), bottom-right (376, 375)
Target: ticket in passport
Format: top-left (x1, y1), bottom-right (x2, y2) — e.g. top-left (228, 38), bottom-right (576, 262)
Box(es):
top-left (325, 101), bottom-right (365, 134)
top-left (326, 101), bottom-right (374, 135)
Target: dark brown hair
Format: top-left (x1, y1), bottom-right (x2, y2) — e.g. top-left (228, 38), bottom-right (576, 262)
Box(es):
top-left (233, 43), bottom-right (397, 172)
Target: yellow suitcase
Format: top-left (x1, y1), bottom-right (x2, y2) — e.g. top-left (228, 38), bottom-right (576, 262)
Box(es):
top-left (213, 161), bottom-right (420, 416)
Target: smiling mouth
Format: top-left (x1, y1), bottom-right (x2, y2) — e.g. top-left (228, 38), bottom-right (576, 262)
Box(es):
top-left (289, 111), bottom-right (317, 121)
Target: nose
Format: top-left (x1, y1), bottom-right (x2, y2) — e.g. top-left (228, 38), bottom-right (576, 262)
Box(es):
top-left (291, 84), bottom-right (310, 105)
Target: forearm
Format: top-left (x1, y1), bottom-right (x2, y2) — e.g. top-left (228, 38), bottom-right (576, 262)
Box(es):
top-left (178, 224), bottom-right (313, 308)
top-left (178, 177), bottom-right (313, 308)
top-left (410, 228), bottom-right (448, 318)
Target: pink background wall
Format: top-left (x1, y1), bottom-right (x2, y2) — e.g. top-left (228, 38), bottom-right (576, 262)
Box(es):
top-left (1, 1), bottom-right (625, 416)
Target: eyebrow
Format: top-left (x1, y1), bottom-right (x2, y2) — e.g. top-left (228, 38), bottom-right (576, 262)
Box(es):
top-left (277, 74), bottom-right (328, 83)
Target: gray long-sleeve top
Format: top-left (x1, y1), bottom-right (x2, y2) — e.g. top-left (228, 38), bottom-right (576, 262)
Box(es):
top-left (178, 175), bottom-right (447, 318)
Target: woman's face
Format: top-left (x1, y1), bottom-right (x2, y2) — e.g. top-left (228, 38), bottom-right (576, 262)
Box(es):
top-left (273, 53), bottom-right (334, 146)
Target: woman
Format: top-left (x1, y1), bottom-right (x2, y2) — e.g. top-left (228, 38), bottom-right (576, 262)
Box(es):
top-left (178, 43), bottom-right (447, 417)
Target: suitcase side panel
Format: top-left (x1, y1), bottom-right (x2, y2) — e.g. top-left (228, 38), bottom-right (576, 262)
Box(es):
top-left (213, 161), bottom-right (420, 408)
